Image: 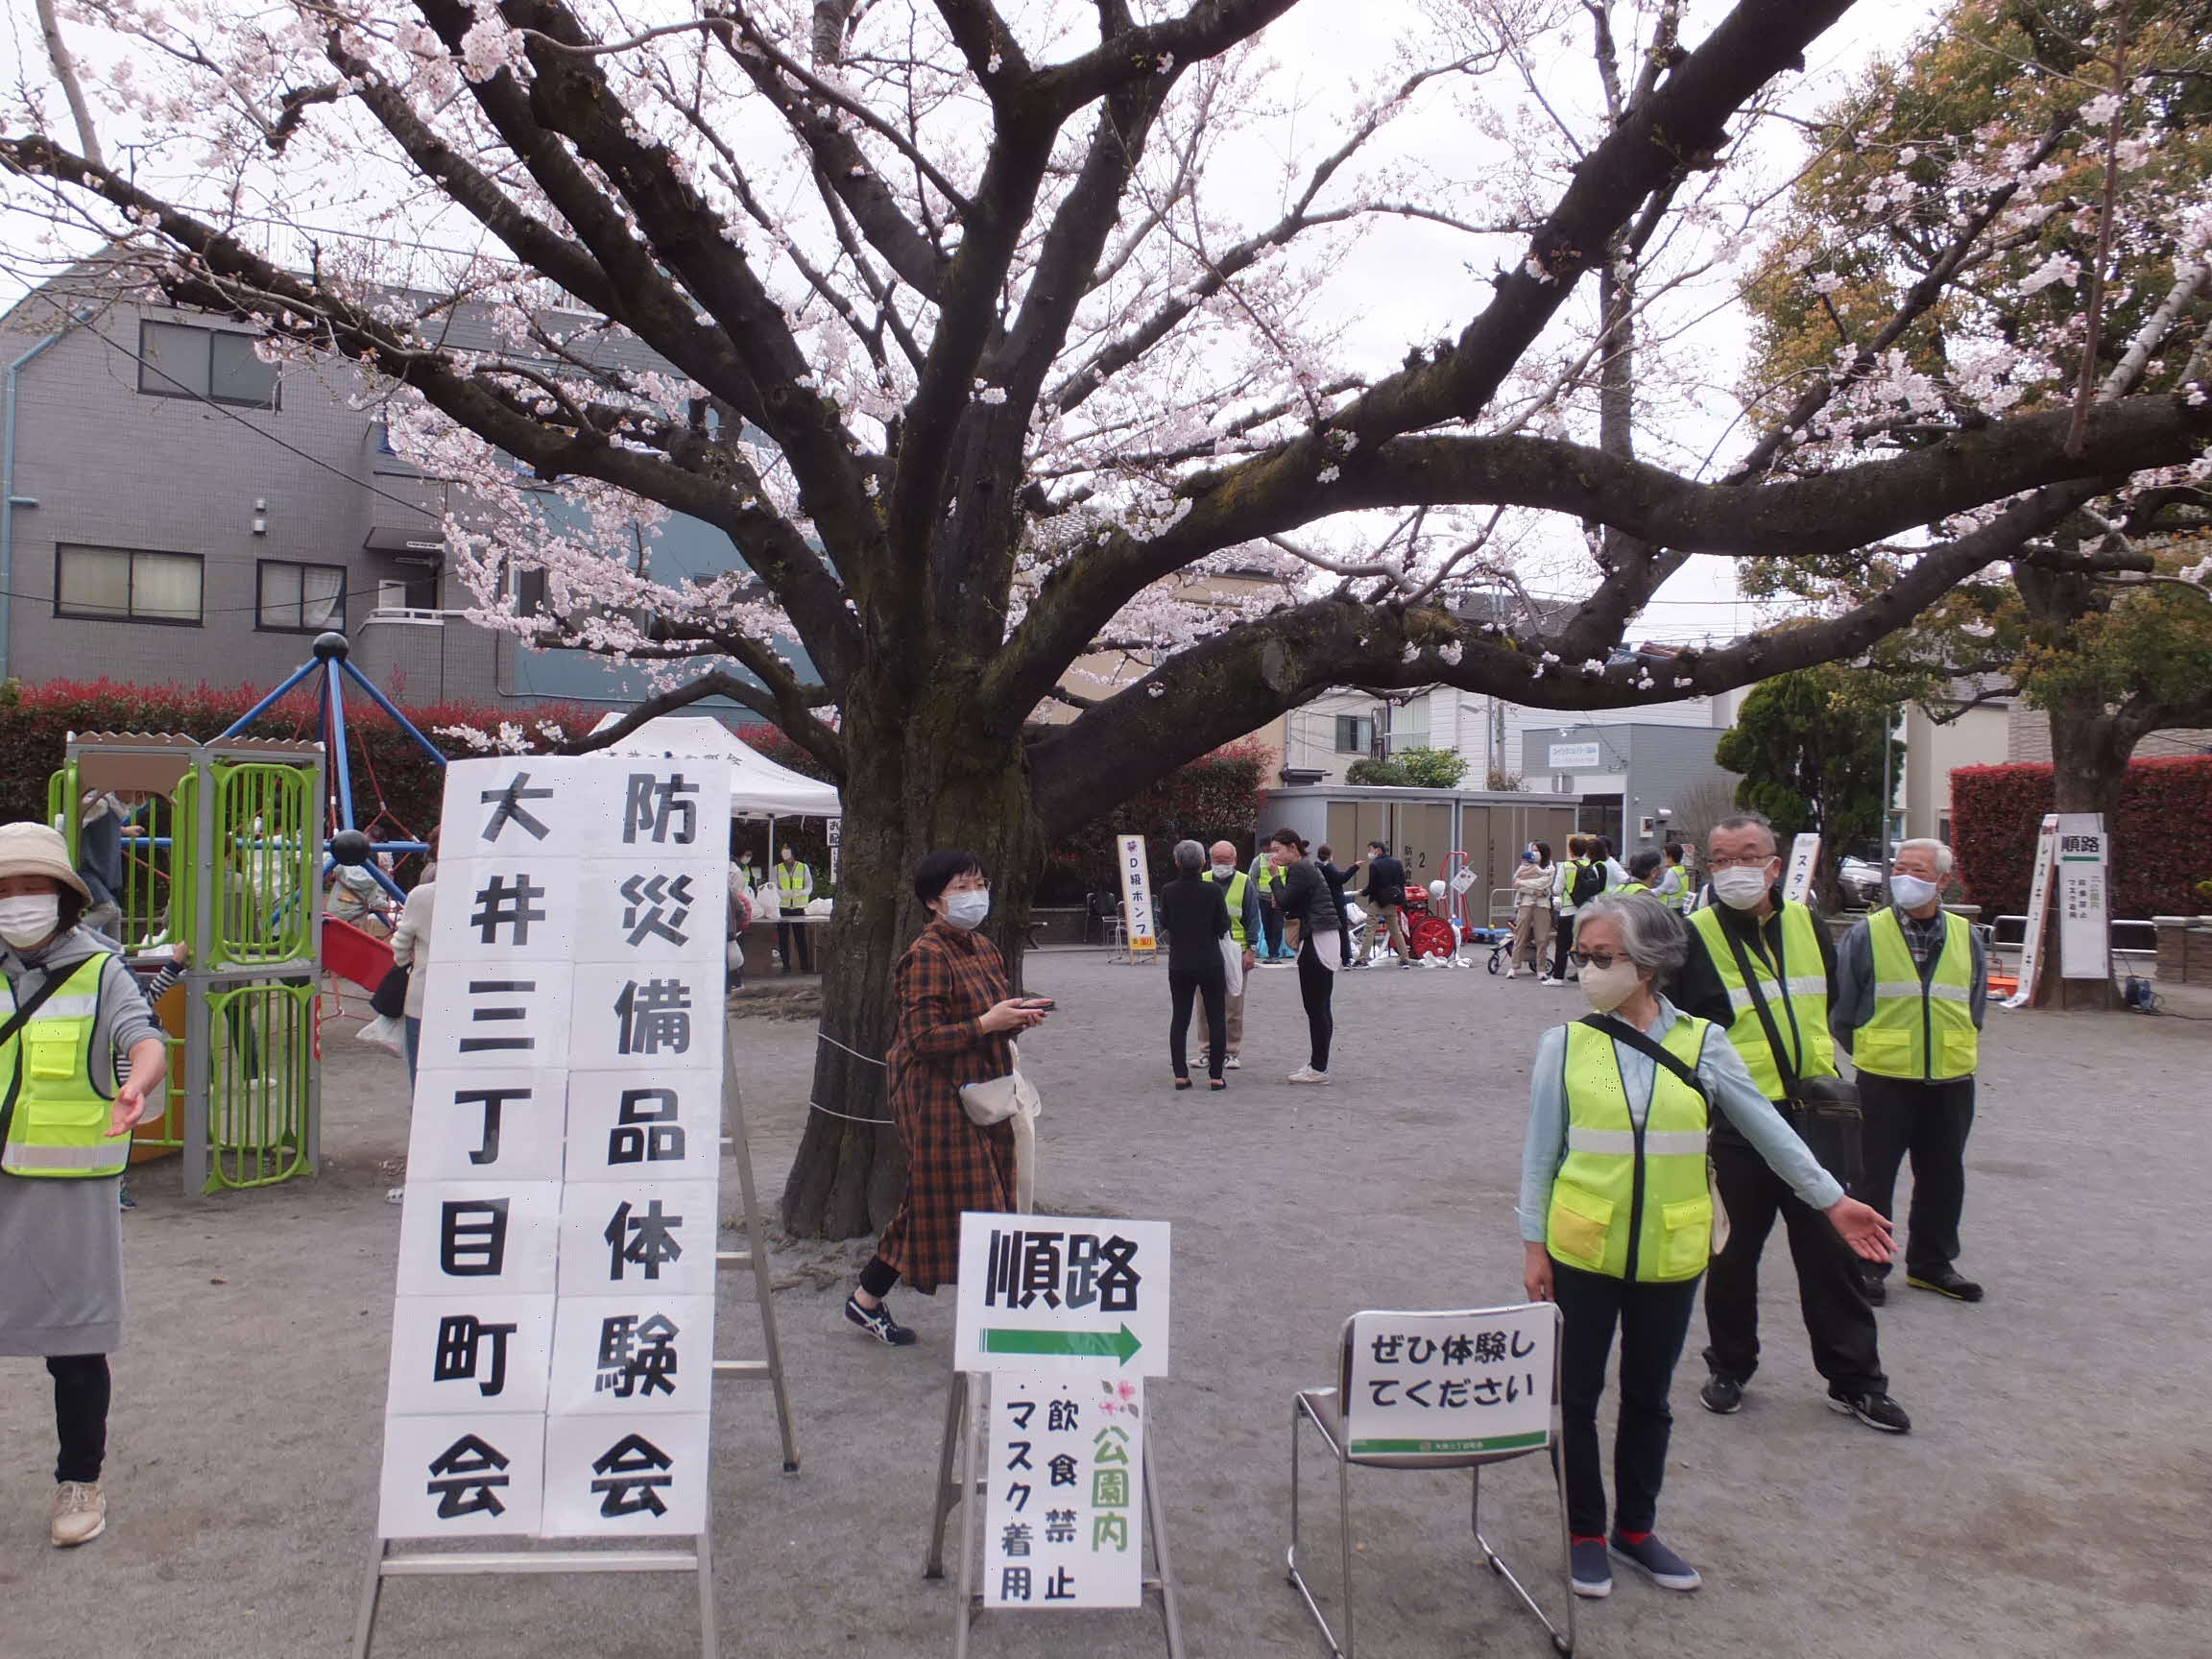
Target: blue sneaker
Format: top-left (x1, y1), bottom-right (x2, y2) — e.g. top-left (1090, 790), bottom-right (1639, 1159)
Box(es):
top-left (1609, 1533), bottom-right (1701, 1592)
top-left (1570, 1537), bottom-right (1612, 1599)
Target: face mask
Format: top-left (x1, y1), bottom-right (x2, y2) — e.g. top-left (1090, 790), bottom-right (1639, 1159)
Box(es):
top-left (942, 890), bottom-right (990, 930)
top-left (1889, 874), bottom-right (1940, 910)
top-left (1211, 863), bottom-right (1236, 880)
top-left (0, 894), bottom-right (60, 950)
top-left (1579, 958), bottom-right (1644, 1014)
top-left (1711, 865), bottom-right (1772, 910)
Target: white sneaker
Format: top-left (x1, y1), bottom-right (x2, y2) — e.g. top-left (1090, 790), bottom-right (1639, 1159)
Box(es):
top-left (1286, 1066), bottom-right (1332, 1085)
top-left (52, 1480), bottom-right (105, 1548)
top-left (1224, 1055), bottom-right (1241, 1070)
top-left (1538, 977), bottom-right (1562, 987)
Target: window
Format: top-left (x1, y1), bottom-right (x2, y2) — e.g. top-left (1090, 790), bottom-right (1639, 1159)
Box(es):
top-left (56, 544), bottom-right (203, 625)
top-left (1334, 714), bottom-right (1376, 754)
top-left (137, 320), bottom-right (279, 408)
top-left (256, 561), bottom-right (347, 632)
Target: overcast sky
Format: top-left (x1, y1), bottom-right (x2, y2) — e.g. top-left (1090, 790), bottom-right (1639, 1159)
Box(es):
top-left (0, 0), bottom-right (1949, 644)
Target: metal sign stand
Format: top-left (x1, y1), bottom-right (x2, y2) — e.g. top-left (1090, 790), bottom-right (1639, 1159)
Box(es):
top-left (924, 1372), bottom-right (1185, 1659)
top-left (353, 1018), bottom-right (800, 1656)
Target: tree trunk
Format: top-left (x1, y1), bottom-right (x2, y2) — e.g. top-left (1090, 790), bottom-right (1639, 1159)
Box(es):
top-left (2038, 686), bottom-right (2130, 1010)
top-left (777, 679), bottom-right (1042, 1239)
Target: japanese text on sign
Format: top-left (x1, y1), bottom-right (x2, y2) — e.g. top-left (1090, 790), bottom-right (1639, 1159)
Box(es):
top-left (982, 1374), bottom-right (1146, 1609)
top-left (1342, 1306), bottom-right (1558, 1457)
top-left (955, 1214), bottom-right (1170, 1378)
top-left (1115, 834), bottom-right (1158, 953)
top-left (376, 757), bottom-right (730, 1542)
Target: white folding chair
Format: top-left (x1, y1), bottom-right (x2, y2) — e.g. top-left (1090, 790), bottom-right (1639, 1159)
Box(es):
top-left (1286, 1306), bottom-right (1573, 1657)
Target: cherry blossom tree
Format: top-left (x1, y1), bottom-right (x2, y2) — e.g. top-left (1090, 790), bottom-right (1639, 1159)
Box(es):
top-left (10, 0), bottom-right (2212, 1233)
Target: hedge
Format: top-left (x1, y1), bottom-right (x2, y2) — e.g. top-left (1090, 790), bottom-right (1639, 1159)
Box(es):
top-left (1951, 757), bottom-right (2212, 919)
top-left (0, 682), bottom-right (1266, 905)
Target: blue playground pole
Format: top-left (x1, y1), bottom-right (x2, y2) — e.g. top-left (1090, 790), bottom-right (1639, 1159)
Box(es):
top-left (215, 658), bottom-right (323, 740)
top-left (339, 660), bottom-right (447, 770)
top-left (325, 661), bottom-right (357, 831)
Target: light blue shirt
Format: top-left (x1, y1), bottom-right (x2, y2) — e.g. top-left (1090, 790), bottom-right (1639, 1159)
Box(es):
top-left (1517, 996), bottom-right (1844, 1245)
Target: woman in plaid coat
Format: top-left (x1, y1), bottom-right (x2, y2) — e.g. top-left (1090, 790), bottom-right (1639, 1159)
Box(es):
top-left (846, 850), bottom-right (1052, 1346)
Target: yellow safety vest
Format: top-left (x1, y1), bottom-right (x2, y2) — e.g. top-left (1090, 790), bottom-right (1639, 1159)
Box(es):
top-left (1688, 901), bottom-right (1837, 1100)
top-left (0, 954), bottom-right (126, 1179)
top-left (1854, 907), bottom-right (1978, 1081)
top-left (1209, 871), bottom-right (1252, 947)
top-left (1546, 1017), bottom-right (1715, 1284)
top-left (776, 862), bottom-right (810, 902)
top-left (1255, 859), bottom-right (1284, 897)
top-left (1616, 880), bottom-right (1651, 897)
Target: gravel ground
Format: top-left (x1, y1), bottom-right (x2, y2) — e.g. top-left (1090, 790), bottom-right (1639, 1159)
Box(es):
top-left (0, 949), bottom-right (2202, 1658)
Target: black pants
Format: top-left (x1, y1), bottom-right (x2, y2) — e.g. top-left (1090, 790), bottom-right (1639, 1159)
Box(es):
top-left (1167, 969), bottom-right (1227, 1082)
top-left (1296, 939), bottom-right (1334, 1070)
top-left (1702, 1135), bottom-right (1886, 1395)
top-left (1258, 901), bottom-right (1284, 959)
top-left (858, 1255), bottom-right (900, 1299)
top-left (1552, 1262), bottom-right (1699, 1539)
top-left (777, 911), bottom-right (813, 972)
top-left (1852, 1073), bottom-right (1975, 1278)
top-left (48, 1355), bottom-right (109, 1484)
top-left (1552, 912), bottom-right (1577, 978)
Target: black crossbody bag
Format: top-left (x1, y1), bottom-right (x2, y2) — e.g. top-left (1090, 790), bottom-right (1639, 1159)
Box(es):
top-left (1719, 924), bottom-right (1863, 1185)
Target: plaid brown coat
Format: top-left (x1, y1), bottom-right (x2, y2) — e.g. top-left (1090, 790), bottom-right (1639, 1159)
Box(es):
top-left (874, 921), bottom-right (1018, 1293)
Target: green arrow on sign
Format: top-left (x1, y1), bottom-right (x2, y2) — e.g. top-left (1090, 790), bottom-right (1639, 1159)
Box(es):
top-left (979, 1324), bottom-right (1142, 1365)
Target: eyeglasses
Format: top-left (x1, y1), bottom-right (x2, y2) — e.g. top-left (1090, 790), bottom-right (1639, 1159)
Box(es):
top-left (1705, 853), bottom-right (1777, 871)
top-left (1568, 949), bottom-right (1625, 971)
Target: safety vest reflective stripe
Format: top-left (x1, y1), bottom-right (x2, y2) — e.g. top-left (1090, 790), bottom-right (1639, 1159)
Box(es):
top-left (1547, 1017), bottom-right (1715, 1284)
top-left (1857, 908), bottom-right (1978, 1080)
top-left (1690, 902), bottom-right (1837, 1099)
top-left (0, 954), bottom-right (126, 1181)
top-left (1565, 1127), bottom-right (1710, 1158)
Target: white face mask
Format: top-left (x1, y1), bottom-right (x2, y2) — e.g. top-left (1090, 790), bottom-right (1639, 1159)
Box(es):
top-left (1210, 863), bottom-right (1236, 880)
top-left (1889, 874), bottom-right (1940, 910)
top-left (942, 890), bottom-right (990, 930)
top-left (1579, 958), bottom-right (1644, 1014)
top-left (0, 894), bottom-right (61, 950)
top-left (1711, 864), bottom-right (1773, 910)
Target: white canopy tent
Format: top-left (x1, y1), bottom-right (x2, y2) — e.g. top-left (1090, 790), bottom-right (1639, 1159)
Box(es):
top-left (589, 712), bottom-right (840, 820)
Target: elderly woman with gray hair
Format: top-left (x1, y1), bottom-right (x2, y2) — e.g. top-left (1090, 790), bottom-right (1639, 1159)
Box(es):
top-left (1518, 891), bottom-right (1895, 1601)
top-left (1157, 839), bottom-right (1232, 1091)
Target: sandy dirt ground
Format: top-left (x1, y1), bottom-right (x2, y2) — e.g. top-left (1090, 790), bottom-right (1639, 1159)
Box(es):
top-left (0, 949), bottom-right (2203, 1659)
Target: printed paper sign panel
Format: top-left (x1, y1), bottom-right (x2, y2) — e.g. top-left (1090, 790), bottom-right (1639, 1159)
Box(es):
top-left (558, 1180), bottom-right (719, 1299)
top-left (2056, 812), bottom-right (2111, 980)
top-left (955, 1214), bottom-right (1170, 1378)
top-left (2006, 814), bottom-right (2061, 1009)
top-left (566, 962), bottom-right (725, 1073)
top-left (396, 1180), bottom-right (563, 1298)
top-left (445, 757), bottom-right (613, 861)
top-left (571, 857), bottom-right (732, 966)
top-left (547, 1294), bottom-right (716, 1417)
top-left (427, 857), bottom-right (583, 968)
top-left (1115, 835), bottom-right (1158, 952)
top-left (541, 1411), bottom-right (710, 1538)
top-left (1343, 1305), bottom-right (1557, 1457)
top-left (378, 1411), bottom-right (546, 1539)
top-left (386, 1294), bottom-right (558, 1417)
top-left (981, 1372), bottom-right (1144, 1609)
top-left (404, 1070), bottom-right (572, 1185)
top-left (415, 963), bottom-right (577, 1074)
top-left (1781, 833), bottom-right (1821, 906)
top-left (561, 1070), bottom-right (720, 1186)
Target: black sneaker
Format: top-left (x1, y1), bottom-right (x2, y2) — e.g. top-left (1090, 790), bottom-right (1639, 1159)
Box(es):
top-left (1699, 1374), bottom-right (1743, 1415)
top-left (1859, 1272), bottom-right (1887, 1307)
top-left (1828, 1389), bottom-right (1911, 1433)
top-left (1609, 1532), bottom-right (1702, 1592)
top-left (1569, 1537), bottom-right (1612, 1599)
top-left (1906, 1266), bottom-right (1984, 1303)
top-left (844, 1294), bottom-right (918, 1346)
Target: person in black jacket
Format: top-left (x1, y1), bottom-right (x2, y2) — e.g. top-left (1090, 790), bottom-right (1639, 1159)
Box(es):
top-left (1358, 839), bottom-right (1411, 967)
top-left (1158, 839), bottom-right (1231, 1091)
top-left (1314, 843), bottom-right (1357, 968)
top-left (1268, 828), bottom-right (1344, 1084)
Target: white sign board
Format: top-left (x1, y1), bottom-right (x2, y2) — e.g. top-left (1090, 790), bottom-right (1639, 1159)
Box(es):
top-left (2056, 812), bottom-right (2110, 980)
top-left (1547, 741), bottom-right (1600, 771)
top-left (1343, 1306), bottom-right (1557, 1458)
top-left (954, 1214), bottom-right (1170, 1378)
top-left (376, 757), bottom-right (731, 1541)
top-left (1781, 832), bottom-right (1821, 906)
top-left (2005, 813), bottom-right (2061, 1010)
top-left (1449, 868), bottom-right (1479, 895)
top-left (980, 1372), bottom-right (1146, 1609)
top-left (1114, 835), bottom-right (1158, 954)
